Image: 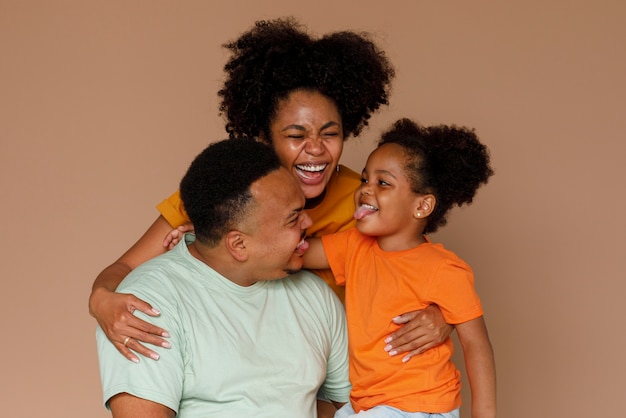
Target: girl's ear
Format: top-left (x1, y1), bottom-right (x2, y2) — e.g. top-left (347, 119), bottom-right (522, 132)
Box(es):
top-left (225, 230), bottom-right (249, 262)
top-left (414, 194), bottom-right (436, 219)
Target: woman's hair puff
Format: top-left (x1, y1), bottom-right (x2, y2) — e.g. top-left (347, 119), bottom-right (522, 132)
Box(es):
top-left (218, 17), bottom-right (394, 141)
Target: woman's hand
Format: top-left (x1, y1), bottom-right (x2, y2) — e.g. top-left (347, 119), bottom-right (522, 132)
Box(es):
top-left (163, 223), bottom-right (195, 250)
top-left (383, 304), bottom-right (453, 363)
top-left (89, 287), bottom-right (170, 363)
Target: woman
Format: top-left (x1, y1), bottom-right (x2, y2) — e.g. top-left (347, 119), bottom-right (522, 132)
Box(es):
top-left (90, 17), bottom-right (452, 364)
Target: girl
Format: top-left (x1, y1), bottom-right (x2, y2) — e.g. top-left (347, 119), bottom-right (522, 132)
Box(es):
top-left (304, 118), bottom-right (497, 418)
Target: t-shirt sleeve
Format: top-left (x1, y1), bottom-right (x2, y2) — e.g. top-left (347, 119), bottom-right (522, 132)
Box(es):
top-left (427, 259), bottom-right (483, 324)
top-left (320, 230), bottom-right (353, 287)
top-left (317, 278), bottom-right (351, 403)
top-left (96, 273), bottom-right (185, 413)
top-left (156, 190), bottom-right (190, 228)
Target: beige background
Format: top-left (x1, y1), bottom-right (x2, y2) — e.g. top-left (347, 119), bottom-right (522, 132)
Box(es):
top-left (1, 1), bottom-right (625, 417)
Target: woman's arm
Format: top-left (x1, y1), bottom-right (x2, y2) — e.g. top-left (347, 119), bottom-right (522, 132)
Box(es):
top-left (89, 215), bottom-right (174, 363)
top-left (456, 316), bottom-right (497, 418)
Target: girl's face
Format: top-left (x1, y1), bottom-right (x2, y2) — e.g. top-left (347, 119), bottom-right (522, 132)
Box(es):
top-left (354, 143), bottom-right (426, 251)
top-left (268, 90), bottom-right (344, 203)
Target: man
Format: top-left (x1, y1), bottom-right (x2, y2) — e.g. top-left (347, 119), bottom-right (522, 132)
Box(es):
top-left (96, 139), bottom-right (350, 417)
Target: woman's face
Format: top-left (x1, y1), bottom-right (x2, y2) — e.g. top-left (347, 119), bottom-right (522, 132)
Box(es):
top-left (268, 90), bottom-right (344, 201)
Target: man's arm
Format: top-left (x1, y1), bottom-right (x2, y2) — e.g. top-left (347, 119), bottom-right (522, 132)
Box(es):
top-left (109, 393), bottom-right (175, 418)
top-left (316, 399), bottom-right (346, 418)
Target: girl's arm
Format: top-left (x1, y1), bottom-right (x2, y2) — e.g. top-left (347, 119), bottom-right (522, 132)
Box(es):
top-left (456, 316), bottom-right (497, 418)
top-left (89, 215), bottom-right (174, 363)
top-left (302, 237), bottom-right (330, 270)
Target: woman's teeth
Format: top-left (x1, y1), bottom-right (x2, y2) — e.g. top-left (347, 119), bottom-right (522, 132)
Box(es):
top-left (296, 163), bottom-right (327, 173)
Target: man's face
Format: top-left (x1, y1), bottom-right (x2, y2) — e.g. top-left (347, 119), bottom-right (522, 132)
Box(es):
top-left (243, 167), bottom-right (312, 280)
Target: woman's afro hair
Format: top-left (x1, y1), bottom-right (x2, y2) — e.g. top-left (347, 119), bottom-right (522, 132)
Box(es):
top-left (218, 17), bottom-right (395, 141)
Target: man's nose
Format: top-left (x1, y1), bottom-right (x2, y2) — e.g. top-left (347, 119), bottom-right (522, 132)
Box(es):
top-left (301, 212), bottom-right (313, 229)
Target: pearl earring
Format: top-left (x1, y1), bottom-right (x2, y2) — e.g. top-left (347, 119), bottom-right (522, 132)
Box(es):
top-left (336, 165), bottom-right (340, 173)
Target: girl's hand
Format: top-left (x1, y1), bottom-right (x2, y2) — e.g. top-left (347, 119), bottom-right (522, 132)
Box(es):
top-left (89, 287), bottom-right (170, 363)
top-left (383, 304), bottom-right (453, 363)
top-left (163, 223), bottom-right (195, 250)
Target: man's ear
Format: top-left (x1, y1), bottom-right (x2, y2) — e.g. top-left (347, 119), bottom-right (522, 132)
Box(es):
top-left (414, 194), bottom-right (436, 219)
top-left (225, 230), bottom-right (249, 262)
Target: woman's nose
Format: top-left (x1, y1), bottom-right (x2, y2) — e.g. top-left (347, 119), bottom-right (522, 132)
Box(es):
top-left (304, 136), bottom-right (324, 155)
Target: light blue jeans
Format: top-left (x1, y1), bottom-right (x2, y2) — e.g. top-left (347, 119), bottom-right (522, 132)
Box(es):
top-left (334, 404), bottom-right (460, 418)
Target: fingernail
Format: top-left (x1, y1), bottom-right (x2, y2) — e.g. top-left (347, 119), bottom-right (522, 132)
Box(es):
top-left (131, 356), bottom-right (139, 364)
top-left (402, 356), bottom-right (410, 363)
top-left (151, 308), bottom-right (161, 315)
top-left (389, 350), bottom-right (397, 356)
top-left (162, 331), bottom-right (171, 338)
top-left (384, 336), bottom-right (392, 344)
top-left (384, 344), bottom-right (392, 352)
top-left (161, 341), bottom-right (171, 348)
top-left (150, 353), bottom-right (160, 361)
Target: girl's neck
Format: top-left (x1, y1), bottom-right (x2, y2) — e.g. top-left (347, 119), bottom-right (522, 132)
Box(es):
top-left (376, 233), bottom-right (427, 252)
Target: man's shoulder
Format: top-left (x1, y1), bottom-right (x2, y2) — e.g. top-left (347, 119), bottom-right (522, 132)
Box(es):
top-left (282, 269), bottom-right (327, 286)
top-left (279, 271), bottom-right (338, 299)
top-left (117, 248), bottom-right (197, 295)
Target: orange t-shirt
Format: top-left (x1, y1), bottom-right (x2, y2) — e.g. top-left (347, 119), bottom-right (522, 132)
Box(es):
top-left (322, 229), bottom-right (483, 413)
top-left (156, 165), bottom-right (361, 302)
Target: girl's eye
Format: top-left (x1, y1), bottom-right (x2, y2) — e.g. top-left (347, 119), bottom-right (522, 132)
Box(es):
top-left (378, 180), bottom-right (390, 187)
top-left (360, 177), bottom-right (368, 184)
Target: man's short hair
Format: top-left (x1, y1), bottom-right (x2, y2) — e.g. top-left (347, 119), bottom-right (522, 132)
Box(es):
top-left (180, 139), bottom-right (281, 246)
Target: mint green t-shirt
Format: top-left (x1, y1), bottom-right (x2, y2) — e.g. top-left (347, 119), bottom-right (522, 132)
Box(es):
top-left (96, 234), bottom-right (350, 417)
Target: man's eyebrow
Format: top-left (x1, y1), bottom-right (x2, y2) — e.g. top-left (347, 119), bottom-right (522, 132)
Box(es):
top-left (286, 206), bottom-right (305, 221)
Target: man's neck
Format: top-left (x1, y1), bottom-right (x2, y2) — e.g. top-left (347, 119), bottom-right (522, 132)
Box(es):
top-left (188, 241), bottom-right (257, 287)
